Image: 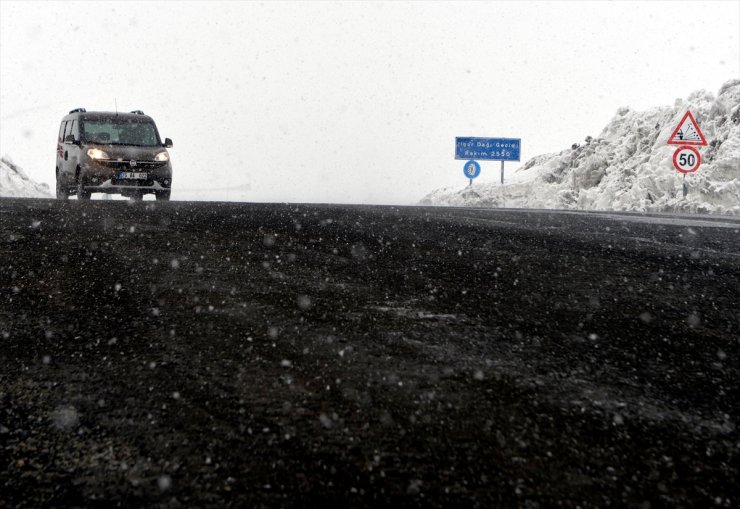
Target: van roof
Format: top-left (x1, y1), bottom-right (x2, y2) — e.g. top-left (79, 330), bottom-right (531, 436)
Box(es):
top-left (62, 110), bottom-right (155, 122)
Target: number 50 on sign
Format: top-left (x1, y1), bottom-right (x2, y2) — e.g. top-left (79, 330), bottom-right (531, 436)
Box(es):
top-left (672, 145), bottom-right (701, 174)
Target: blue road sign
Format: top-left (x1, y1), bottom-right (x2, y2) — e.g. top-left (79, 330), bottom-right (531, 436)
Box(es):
top-left (463, 160), bottom-right (481, 179)
top-left (456, 137), bottom-right (521, 161)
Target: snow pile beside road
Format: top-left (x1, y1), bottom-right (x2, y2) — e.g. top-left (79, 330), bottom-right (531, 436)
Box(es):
top-left (0, 156), bottom-right (52, 198)
top-left (421, 79), bottom-right (740, 214)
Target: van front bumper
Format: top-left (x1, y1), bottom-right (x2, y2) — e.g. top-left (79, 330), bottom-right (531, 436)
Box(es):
top-left (83, 178), bottom-right (171, 194)
top-left (81, 158), bottom-right (172, 194)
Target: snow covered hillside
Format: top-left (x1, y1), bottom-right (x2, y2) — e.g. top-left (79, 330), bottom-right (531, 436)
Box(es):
top-left (421, 79), bottom-right (740, 214)
top-left (0, 156), bottom-right (52, 198)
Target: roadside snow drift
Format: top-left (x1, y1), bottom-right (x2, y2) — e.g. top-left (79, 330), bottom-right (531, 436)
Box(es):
top-left (421, 79), bottom-right (740, 214)
top-left (0, 156), bottom-right (52, 198)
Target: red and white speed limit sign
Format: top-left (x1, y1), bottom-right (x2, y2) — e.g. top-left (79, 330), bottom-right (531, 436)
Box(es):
top-left (672, 145), bottom-right (701, 173)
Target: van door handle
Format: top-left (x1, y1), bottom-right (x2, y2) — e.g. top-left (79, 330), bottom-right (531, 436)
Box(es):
top-left (64, 151), bottom-right (68, 161)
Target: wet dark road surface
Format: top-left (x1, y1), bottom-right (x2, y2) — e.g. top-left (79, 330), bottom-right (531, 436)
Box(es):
top-left (1, 199), bottom-right (738, 507)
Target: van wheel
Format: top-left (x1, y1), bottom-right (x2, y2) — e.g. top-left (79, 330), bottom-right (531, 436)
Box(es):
top-left (155, 190), bottom-right (171, 201)
top-left (77, 173), bottom-right (91, 200)
top-left (56, 172), bottom-right (69, 200)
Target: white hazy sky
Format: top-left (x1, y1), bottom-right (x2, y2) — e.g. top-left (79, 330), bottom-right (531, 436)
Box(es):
top-left (1, 0), bottom-right (738, 203)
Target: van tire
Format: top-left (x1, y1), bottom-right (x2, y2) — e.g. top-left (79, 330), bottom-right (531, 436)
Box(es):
top-left (56, 171), bottom-right (69, 200)
top-left (77, 172), bottom-right (91, 200)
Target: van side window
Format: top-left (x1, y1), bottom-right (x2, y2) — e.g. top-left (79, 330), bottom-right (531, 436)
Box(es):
top-left (58, 122), bottom-right (66, 142)
top-left (63, 120), bottom-right (73, 141)
top-left (70, 120), bottom-right (79, 141)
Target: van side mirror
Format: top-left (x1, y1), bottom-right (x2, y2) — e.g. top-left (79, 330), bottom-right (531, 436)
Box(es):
top-left (164, 138), bottom-right (173, 148)
top-left (64, 134), bottom-right (77, 144)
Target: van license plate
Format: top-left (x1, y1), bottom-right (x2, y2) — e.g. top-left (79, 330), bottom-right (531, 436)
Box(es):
top-left (118, 172), bottom-right (148, 180)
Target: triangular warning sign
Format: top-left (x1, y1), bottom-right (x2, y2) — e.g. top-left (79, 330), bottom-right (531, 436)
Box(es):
top-left (667, 110), bottom-right (707, 146)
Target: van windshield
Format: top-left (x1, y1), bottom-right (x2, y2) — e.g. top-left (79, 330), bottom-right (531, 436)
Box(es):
top-left (82, 119), bottom-right (160, 146)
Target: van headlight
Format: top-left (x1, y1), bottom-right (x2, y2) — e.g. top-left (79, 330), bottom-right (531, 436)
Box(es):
top-left (155, 151), bottom-right (169, 162)
top-left (87, 148), bottom-right (110, 160)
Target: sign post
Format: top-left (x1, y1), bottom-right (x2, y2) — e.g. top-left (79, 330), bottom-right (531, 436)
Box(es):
top-left (455, 137), bottom-right (521, 185)
top-left (667, 111), bottom-right (706, 198)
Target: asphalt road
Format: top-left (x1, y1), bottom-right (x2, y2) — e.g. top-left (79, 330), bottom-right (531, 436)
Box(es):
top-left (1, 199), bottom-right (738, 508)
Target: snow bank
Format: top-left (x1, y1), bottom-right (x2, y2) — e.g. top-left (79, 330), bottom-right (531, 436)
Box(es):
top-left (0, 156), bottom-right (52, 198)
top-left (420, 79), bottom-right (740, 214)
